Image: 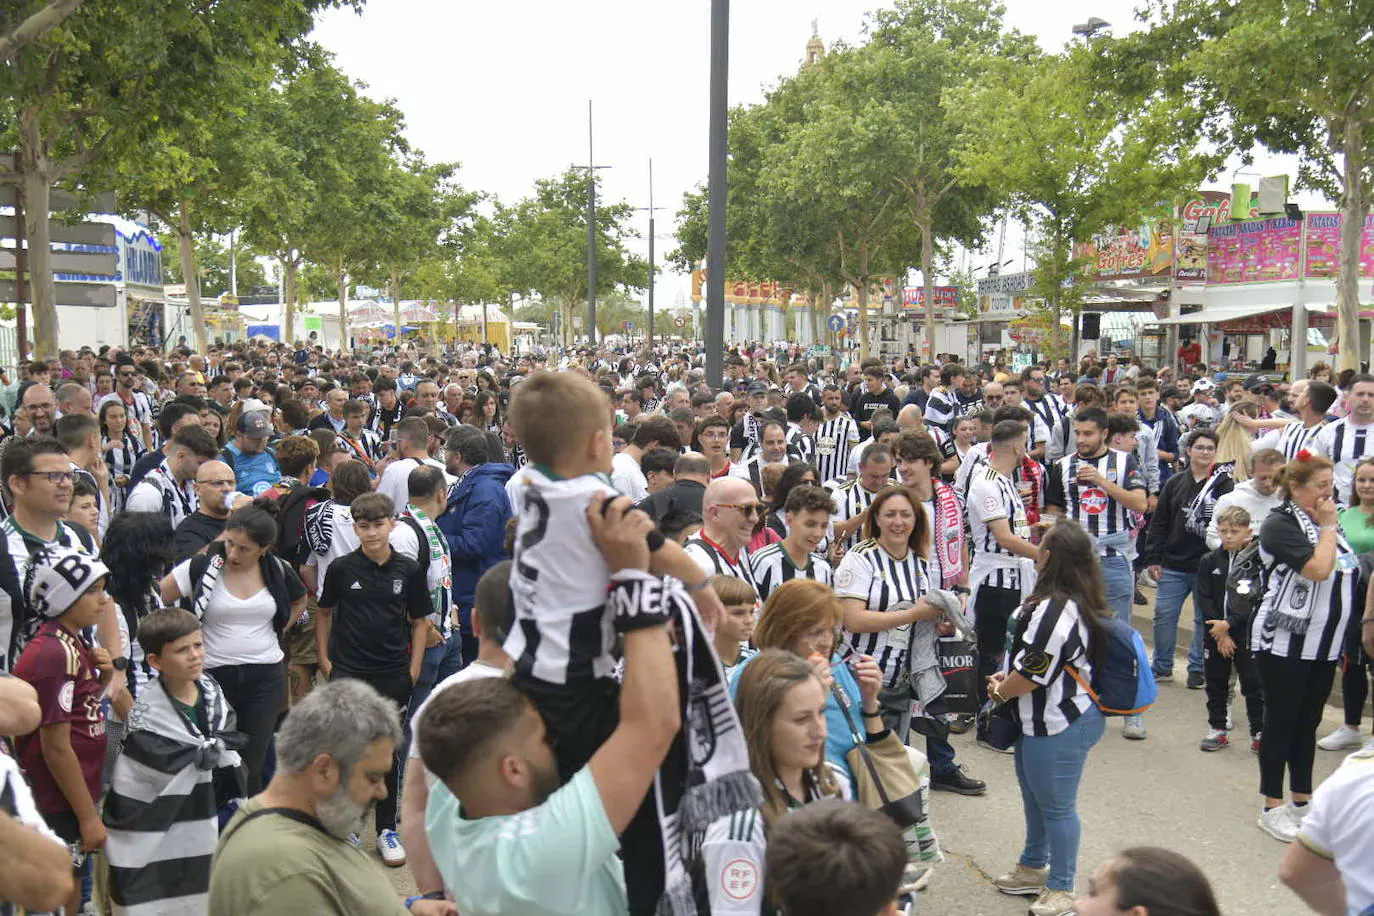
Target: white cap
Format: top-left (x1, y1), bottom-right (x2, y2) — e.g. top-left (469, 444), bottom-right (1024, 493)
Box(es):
top-left (26, 546), bottom-right (109, 620)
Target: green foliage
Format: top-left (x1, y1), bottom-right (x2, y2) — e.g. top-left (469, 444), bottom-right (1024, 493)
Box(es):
top-left (159, 231), bottom-right (268, 294)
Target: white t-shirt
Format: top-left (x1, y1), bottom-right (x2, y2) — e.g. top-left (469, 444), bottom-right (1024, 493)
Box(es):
top-left (1297, 749), bottom-right (1374, 914)
top-left (408, 660), bottom-right (507, 769)
top-left (609, 451), bottom-right (648, 501)
top-left (171, 560), bottom-right (283, 667)
top-left (378, 456), bottom-right (449, 515)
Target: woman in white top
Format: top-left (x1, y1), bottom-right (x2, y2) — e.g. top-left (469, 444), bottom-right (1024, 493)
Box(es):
top-left (697, 649), bottom-right (881, 915)
top-left (160, 506), bottom-right (307, 793)
top-left (986, 520), bottom-right (1107, 916)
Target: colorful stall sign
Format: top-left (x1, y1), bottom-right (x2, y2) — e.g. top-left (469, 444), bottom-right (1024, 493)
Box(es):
top-left (1206, 217), bottom-right (1301, 284)
top-left (901, 286), bottom-right (959, 310)
top-left (1076, 217), bottom-right (1176, 281)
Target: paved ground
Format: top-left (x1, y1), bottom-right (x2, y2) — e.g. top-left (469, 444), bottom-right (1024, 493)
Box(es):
top-left (373, 587), bottom-right (1368, 913)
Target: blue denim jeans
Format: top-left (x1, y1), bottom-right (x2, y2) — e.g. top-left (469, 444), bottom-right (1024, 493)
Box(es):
top-left (1151, 568), bottom-right (1203, 676)
top-left (408, 633), bottom-right (466, 721)
top-left (1015, 706), bottom-right (1105, 891)
top-left (1097, 554), bottom-right (1134, 625)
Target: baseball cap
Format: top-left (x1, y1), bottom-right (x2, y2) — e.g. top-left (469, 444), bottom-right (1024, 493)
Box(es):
top-left (26, 546), bottom-right (110, 620)
top-left (747, 380), bottom-right (768, 396)
top-left (1190, 379), bottom-right (1215, 394)
top-left (237, 410), bottom-right (272, 438)
top-left (239, 397), bottom-right (271, 415)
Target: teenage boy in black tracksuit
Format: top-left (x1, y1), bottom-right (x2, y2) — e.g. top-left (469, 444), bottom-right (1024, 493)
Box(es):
top-left (1194, 505), bottom-right (1265, 752)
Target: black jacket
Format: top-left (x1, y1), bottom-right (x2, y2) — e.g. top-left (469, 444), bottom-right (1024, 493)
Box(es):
top-left (640, 479), bottom-right (705, 525)
top-left (1142, 470), bottom-right (1210, 571)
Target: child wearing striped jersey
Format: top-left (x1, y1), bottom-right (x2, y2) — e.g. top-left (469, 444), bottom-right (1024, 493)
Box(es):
top-left (751, 485), bottom-right (835, 601)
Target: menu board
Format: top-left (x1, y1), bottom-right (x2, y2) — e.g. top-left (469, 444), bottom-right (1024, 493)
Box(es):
top-left (1302, 212), bottom-right (1374, 278)
top-left (1206, 217), bottom-right (1300, 284)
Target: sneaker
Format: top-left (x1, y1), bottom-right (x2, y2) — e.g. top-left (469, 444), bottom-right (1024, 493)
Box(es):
top-left (1288, 802), bottom-right (1310, 826)
top-left (1134, 588), bottom-right (1148, 606)
top-left (1123, 715), bottom-right (1147, 740)
top-left (1138, 568), bottom-right (1158, 588)
top-left (1152, 669), bottom-right (1173, 683)
top-left (931, 766), bottom-right (987, 796)
top-left (993, 863), bottom-right (1049, 897)
top-left (977, 738), bottom-right (1015, 755)
top-left (1317, 724), bottom-right (1364, 751)
top-left (376, 828), bottom-right (407, 867)
top-left (899, 864), bottom-right (933, 893)
top-left (1251, 732), bottom-right (1262, 754)
top-left (1199, 729), bottom-right (1229, 751)
top-left (1186, 671), bottom-right (1205, 690)
top-left (346, 833), bottom-right (361, 849)
top-left (1029, 887), bottom-right (1077, 916)
top-left (1258, 806), bottom-right (1298, 843)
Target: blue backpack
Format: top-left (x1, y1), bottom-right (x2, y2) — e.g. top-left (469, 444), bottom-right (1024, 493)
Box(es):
top-left (1066, 617), bottom-right (1157, 716)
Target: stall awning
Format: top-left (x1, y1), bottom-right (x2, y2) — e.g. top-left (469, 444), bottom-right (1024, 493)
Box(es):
top-left (1150, 303), bottom-right (1291, 325)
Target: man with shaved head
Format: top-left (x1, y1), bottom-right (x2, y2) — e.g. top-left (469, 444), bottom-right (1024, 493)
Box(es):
top-left (172, 459), bottom-right (251, 560)
top-left (682, 477), bottom-right (760, 595)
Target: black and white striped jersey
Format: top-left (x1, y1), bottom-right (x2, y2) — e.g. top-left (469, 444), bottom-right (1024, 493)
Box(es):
top-left (1024, 396), bottom-right (1064, 444)
top-left (337, 428), bottom-right (384, 465)
top-left (833, 539), bottom-right (930, 687)
top-left (683, 533), bottom-right (758, 597)
top-left (124, 462), bottom-right (198, 529)
top-left (812, 413), bottom-right (860, 483)
top-left (1252, 505), bottom-right (1358, 661)
top-left (1043, 449), bottom-right (1144, 556)
top-left (967, 465), bottom-right (1032, 590)
top-left (1253, 420), bottom-right (1327, 462)
top-left (505, 469), bottom-right (620, 685)
top-left (749, 542), bottom-right (833, 601)
top-left (1, 518), bottom-right (94, 672)
top-left (731, 413), bottom-right (764, 459)
top-left (829, 478), bottom-right (881, 546)
top-left (923, 387), bottom-right (959, 430)
top-left (1311, 418), bottom-right (1374, 506)
top-left (1003, 596), bottom-right (1094, 737)
top-left (786, 424), bottom-right (816, 466)
top-left (728, 453), bottom-right (793, 499)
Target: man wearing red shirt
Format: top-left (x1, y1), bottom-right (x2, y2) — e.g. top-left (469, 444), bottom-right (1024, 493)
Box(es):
top-left (1178, 338), bottom-right (1202, 371)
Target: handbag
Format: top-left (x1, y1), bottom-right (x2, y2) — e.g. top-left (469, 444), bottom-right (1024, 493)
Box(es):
top-left (936, 636), bottom-right (979, 715)
top-left (832, 680), bottom-right (925, 829)
top-left (976, 697), bottom-right (1019, 751)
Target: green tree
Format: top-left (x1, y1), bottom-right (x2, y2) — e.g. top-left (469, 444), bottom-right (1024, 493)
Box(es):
top-left (0, 0), bottom-right (352, 358)
top-left (1115, 0), bottom-right (1374, 370)
top-left (160, 232), bottom-right (268, 294)
top-left (948, 47), bottom-right (1209, 356)
top-left (498, 169), bottom-right (646, 347)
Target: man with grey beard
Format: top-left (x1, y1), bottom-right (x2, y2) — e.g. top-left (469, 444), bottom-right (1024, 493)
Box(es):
top-left (207, 680), bottom-right (452, 915)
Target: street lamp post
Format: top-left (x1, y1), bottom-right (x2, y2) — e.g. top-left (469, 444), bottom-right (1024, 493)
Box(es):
top-left (636, 159), bottom-right (664, 351)
top-left (574, 101), bottom-right (609, 349)
top-left (705, 0), bottom-right (729, 387)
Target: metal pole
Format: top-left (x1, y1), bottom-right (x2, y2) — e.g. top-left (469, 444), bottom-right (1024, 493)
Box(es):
top-left (14, 187), bottom-right (27, 364)
top-left (647, 159), bottom-right (655, 350)
top-left (586, 100), bottom-right (597, 347)
top-left (229, 229), bottom-right (238, 296)
top-left (705, 0), bottom-right (729, 388)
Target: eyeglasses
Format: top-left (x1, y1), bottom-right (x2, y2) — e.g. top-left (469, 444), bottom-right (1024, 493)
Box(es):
top-left (719, 502), bottom-right (764, 518)
top-left (197, 478), bottom-right (236, 488)
top-left (20, 470), bottom-right (75, 484)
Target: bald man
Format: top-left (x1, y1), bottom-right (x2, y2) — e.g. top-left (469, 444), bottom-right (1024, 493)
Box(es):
top-left (681, 477), bottom-right (759, 594)
top-left (172, 459), bottom-right (251, 560)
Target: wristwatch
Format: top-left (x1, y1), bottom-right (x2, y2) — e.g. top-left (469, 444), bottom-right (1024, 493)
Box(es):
top-left (112, 657), bottom-right (129, 671)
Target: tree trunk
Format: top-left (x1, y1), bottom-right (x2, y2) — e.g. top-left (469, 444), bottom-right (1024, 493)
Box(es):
top-left (1337, 123), bottom-right (1366, 372)
top-left (809, 286), bottom-right (821, 349)
top-left (19, 105), bottom-right (56, 360)
top-left (177, 201), bottom-right (209, 354)
top-left (280, 255), bottom-right (298, 345)
top-left (919, 213), bottom-right (936, 362)
top-left (336, 269), bottom-right (348, 352)
top-left (857, 242), bottom-right (870, 361)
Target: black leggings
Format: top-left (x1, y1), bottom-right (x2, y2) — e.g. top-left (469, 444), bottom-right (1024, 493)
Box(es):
top-left (208, 661), bottom-right (287, 795)
top-left (1256, 653), bottom-right (1336, 799)
top-left (331, 668), bottom-right (412, 833)
top-left (974, 585), bottom-right (1023, 689)
top-left (1340, 618), bottom-right (1373, 726)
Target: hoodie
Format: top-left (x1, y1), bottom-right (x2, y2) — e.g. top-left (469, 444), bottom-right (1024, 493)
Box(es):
top-left (1204, 481), bottom-right (1283, 551)
top-left (437, 462), bottom-right (515, 632)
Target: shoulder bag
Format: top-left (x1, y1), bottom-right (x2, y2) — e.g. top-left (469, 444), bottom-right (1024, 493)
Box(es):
top-left (831, 680), bottom-right (924, 829)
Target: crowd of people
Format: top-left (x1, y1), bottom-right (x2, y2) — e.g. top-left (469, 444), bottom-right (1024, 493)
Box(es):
top-left (0, 337), bottom-right (1369, 916)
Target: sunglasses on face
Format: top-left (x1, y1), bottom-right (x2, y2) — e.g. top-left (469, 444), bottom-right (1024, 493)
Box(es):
top-left (719, 502), bottom-right (764, 518)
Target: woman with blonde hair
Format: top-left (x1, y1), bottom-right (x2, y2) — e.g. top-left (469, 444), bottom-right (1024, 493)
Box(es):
top-left (697, 649), bottom-right (883, 914)
top-left (1214, 400), bottom-right (1258, 482)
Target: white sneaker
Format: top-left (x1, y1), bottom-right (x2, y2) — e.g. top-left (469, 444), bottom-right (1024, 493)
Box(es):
top-left (1123, 715), bottom-right (1147, 740)
top-left (1287, 802), bottom-right (1310, 826)
top-left (1317, 724), bottom-right (1363, 751)
top-left (1258, 806), bottom-right (1298, 843)
top-left (376, 828), bottom-right (407, 867)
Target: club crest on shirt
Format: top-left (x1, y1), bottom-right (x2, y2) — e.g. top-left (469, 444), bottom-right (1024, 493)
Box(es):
top-left (983, 496), bottom-right (999, 514)
top-left (1080, 488), bottom-right (1109, 514)
top-left (1020, 650), bottom-right (1053, 676)
top-left (834, 568), bottom-right (853, 589)
top-left (1290, 584), bottom-right (1309, 609)
top-left (393, 578), bottom-right (404, 595)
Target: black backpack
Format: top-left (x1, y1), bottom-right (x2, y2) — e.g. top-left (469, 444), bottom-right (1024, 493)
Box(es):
top-left (397, 515), bottom-right (432, 577)
top-left (275, 486), bottom-right (330, 568)
top-left (1224, 541), bottom-right (1271, 627)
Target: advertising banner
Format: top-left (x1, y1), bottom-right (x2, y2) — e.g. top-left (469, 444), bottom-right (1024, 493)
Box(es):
top-left (1301, 212), bottom-right (1374, 279)
top-left (1175, 192), bottom-right (1231, 283)
top-left (976, 271), bottom-right (1033, 315)
top-left (901, 286), bottom-right (959, 310)
top-left (1206, 217), bottom-right (1301, 285)
top-left (1076, 216), bottom-right (1176, 281)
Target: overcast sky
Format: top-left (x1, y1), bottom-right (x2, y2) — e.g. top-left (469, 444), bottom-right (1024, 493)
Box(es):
top-left (311, 0), bottom-right (1324, 305)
